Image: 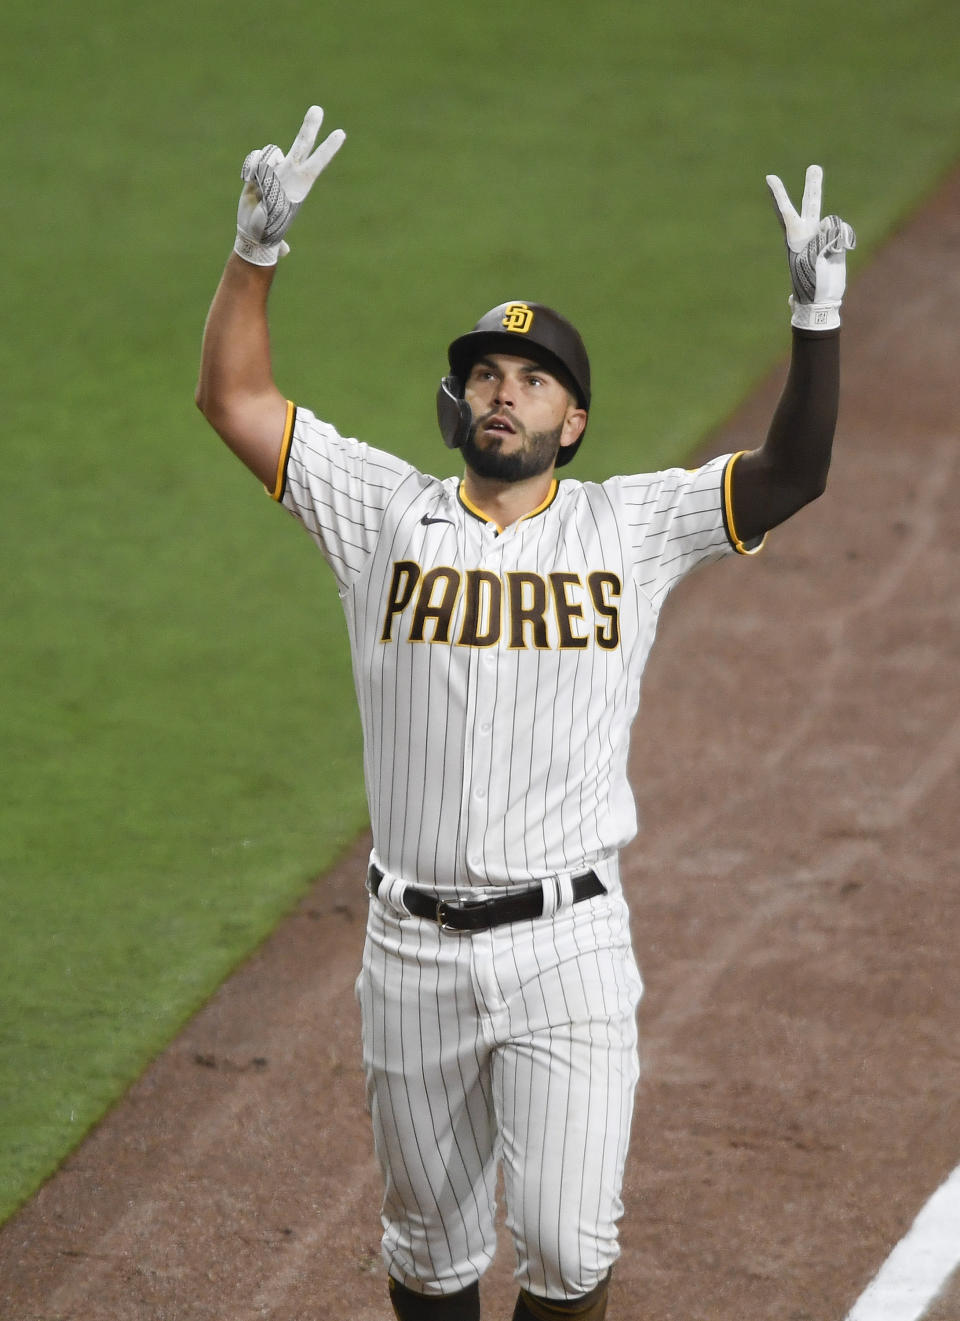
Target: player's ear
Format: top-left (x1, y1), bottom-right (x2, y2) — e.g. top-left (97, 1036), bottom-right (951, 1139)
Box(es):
top-left (559, 407), bottom-right (587, 450)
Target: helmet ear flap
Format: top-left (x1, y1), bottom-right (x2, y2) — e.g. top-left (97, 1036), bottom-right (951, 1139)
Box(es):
top-left (437, 375), bottom-right (473, 450)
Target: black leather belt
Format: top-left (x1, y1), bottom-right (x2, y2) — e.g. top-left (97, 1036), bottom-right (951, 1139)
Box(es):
top-left (367, 864), bottom-right (605, 932)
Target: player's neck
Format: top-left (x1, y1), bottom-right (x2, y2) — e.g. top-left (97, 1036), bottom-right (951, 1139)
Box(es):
top-left (460, 469), bottom-right (558, 531)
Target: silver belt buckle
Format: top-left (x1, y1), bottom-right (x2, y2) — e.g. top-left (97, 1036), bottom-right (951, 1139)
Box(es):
top-left (435, 899), bottom-right (464, 933)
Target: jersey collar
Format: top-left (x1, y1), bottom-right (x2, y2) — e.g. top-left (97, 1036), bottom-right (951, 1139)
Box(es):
top-left (457, 479), bottom-right (559, 534)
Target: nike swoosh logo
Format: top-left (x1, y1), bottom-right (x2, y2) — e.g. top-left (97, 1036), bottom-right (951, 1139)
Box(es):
top-left (420, 514), bottom-right (453, 526)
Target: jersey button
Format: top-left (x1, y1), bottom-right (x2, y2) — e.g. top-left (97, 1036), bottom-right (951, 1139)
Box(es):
top-left (474, 787), bottom-right (486, 800)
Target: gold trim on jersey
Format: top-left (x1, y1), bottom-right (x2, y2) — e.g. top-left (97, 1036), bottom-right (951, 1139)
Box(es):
top-left (723, 451), bottom-right (767, 556)
top-left (457, 479), bottom-right (559, 534)
top-left (267, 400), bottom-right (297, 502)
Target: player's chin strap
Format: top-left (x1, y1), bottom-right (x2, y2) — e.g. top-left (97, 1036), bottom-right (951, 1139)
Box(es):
top-left (437, 375), bottom-right (472, 450)
top-left (513, 1273), bottom-right (611, 1321)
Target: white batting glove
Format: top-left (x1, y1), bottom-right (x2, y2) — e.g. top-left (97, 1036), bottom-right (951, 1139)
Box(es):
top-left (234, 105), bottom-right (346, 266)
top-left (766, 164), bottom-right (856, 331)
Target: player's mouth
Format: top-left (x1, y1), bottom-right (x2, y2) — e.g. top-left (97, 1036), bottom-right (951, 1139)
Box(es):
top-left (480, 412), bottom-right (517, 436)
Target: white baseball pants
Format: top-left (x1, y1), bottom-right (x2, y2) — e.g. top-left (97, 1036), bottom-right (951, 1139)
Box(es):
top-left (356, 882), bottom-right (643, 1299)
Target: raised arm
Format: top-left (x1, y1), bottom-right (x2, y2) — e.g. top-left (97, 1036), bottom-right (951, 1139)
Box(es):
top-left (731, 165), bottom-right (856, 544)
top-left (195, 106), bottom-right (346, 487)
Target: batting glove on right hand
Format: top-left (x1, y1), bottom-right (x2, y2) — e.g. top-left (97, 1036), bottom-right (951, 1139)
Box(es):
top-left (235, 105), bottom-right (346, 267)
top-left (766, 164), bottom-right (856, 331)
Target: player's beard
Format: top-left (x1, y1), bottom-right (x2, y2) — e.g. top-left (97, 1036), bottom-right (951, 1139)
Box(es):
top-left (461, 416), bottom-right (563, 483)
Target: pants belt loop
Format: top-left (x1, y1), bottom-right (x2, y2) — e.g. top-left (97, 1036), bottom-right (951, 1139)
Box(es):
top-left (371, 870), bottom-right (411, 917)
top-left (540, 873), bottom-right (576, 917)
top-left (556, 872), bottom-right (576, 912)
top-left (537, 875), bottom-right (560, 918)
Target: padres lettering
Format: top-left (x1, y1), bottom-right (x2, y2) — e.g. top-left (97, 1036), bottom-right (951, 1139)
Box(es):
top-left (380, 561), bottom-right (621, 650)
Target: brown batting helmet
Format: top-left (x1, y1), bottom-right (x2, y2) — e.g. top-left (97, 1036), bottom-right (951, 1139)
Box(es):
top-left (437, 300), bottom-right (591, 466)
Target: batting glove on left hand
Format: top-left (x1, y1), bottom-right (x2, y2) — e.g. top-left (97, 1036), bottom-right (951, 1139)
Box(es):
top-left (766, 164), bottom-right (856, 331)
top-left (235, 105), bottom-right (346, 266)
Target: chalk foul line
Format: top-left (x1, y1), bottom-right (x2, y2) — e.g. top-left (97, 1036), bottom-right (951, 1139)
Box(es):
top-left (844, 1162), bottom-right (960, 1321)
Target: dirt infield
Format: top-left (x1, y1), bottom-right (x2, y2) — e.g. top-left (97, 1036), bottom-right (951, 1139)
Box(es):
top-left (3, 167), bottom-right (959, 1321)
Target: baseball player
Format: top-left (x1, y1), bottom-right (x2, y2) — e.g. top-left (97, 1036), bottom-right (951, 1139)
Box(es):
top-left (196, 106), bottom-right (855, 1321)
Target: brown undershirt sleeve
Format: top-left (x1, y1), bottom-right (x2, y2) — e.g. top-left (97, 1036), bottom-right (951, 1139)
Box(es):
top-left (730, 327), bottom-right (840, 544)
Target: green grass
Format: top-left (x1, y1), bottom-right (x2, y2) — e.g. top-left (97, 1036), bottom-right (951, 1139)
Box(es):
top-left (3, 0), bottom-right (960, 1222)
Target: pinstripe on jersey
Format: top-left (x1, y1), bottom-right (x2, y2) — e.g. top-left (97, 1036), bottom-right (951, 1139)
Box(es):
top-left (274, 404), bottom-right (752, 895)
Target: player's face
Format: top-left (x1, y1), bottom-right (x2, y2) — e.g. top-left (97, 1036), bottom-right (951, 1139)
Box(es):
top-left (462, 354), bottom-right (586, 482)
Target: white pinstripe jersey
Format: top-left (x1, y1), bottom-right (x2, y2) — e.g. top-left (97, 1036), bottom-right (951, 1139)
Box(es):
top-left (272, 402), bottom-right (758, 895)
